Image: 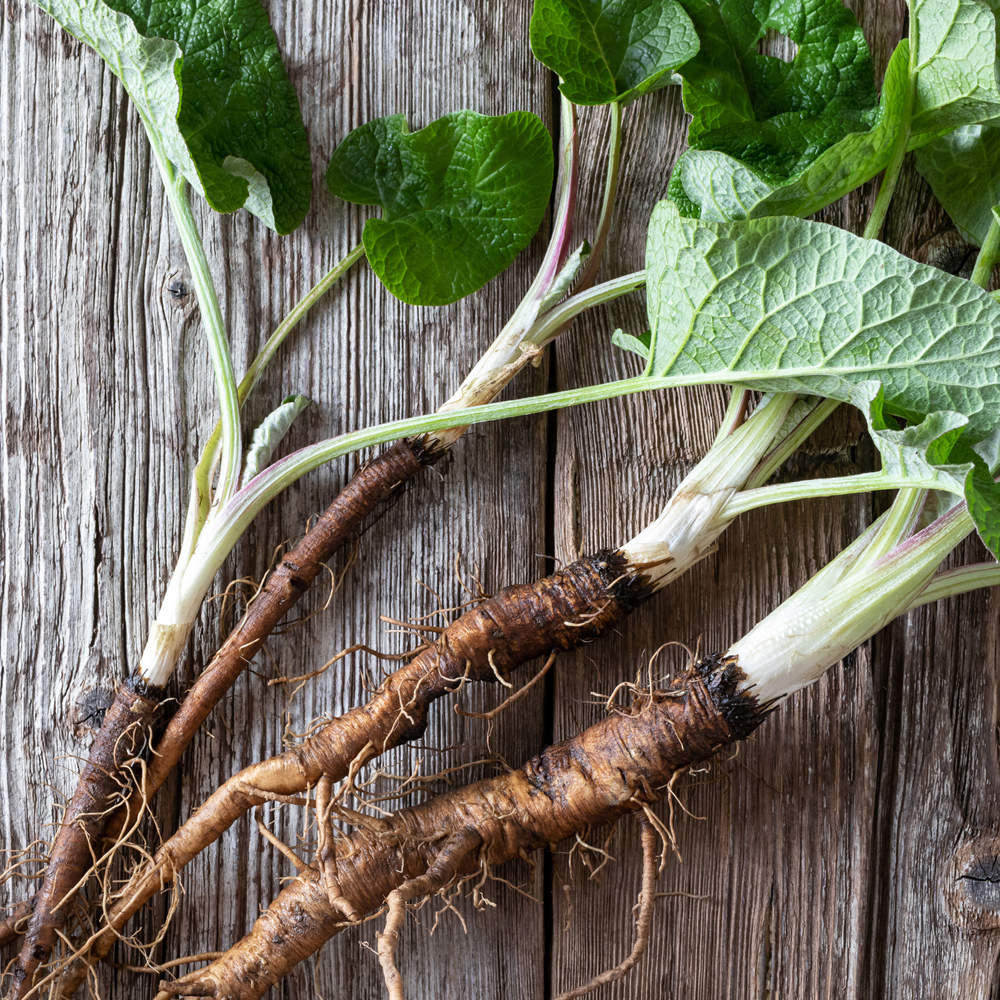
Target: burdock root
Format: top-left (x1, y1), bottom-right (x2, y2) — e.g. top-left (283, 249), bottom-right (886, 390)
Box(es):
top-left (155, 655), bottom-right (765, 999)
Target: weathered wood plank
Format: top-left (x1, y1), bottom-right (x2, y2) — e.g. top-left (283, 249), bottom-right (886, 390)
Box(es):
top-left (548, 2), bottom-right (1000, 998)
top-left (2, 1), bottom-right (549, 997)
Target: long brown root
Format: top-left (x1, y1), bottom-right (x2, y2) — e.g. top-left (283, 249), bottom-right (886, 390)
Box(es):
top-left (7, 675), bottom-right (159, 999)
top-left (107, 439), bottom-right (433, 844)
top-left (6, 441), bottom-right (434, 995)
top-left (65, 549), bottom-right (650, 992)
top-left (154, 655), bottom-right (763, 999)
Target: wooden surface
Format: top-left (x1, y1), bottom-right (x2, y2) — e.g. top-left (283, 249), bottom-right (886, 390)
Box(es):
top-left (1, 1), bottom-right (999, 997)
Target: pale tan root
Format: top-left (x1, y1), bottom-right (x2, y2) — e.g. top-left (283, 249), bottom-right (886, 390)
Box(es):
top-left (315, 775), bottom-right (362, 922)
top-left (455, 650), bottom-right (557, 720)
top-left (554, 815), bottom-right (659, 1000)
top-left (376, 830), bottom-right (481, 1000)
top-left (254, 808), bottom-right (310, 875)
top-left (115, 952), bottom-right (224, 974)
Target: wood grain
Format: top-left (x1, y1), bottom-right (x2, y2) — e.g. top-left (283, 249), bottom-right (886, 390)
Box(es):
top-left (1, 1), bottom-right (999, 998)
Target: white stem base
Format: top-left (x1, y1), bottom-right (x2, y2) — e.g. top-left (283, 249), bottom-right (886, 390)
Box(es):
top-left (138, 618), bottom-right (199, 689)
top-left (734, 503), bottom-right (974, 705)
top-left (621, 393), bottom-right (800, 589)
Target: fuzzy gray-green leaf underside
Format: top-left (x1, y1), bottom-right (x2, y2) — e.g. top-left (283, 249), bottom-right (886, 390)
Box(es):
top-left (850, 382), bottom-right (978, 492)
top-left (910, 0), bottom-right (1000, 134)
top-left (645, 202), bottom-right (1000, 443)
top-left (241, 395), bottom-right (311, 488)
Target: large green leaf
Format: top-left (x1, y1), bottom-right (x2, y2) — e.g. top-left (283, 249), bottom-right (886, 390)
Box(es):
top-left (910, 0), bottom-right (1000, 133)
top-left (850, 382), bottom-right (977, 496)
top-left (34, 0), bottom-right (312, 234)
top-left (644, 202), bottom-right (1000, 441)
top-left (673, 0), bottom-right (878, 182)
top-left (915, 124), bottom-right (1000, 245)
top-left (644, 201), bottom-right (1000, 554)
top-left (669, 41), bottom-right (910, 222)
top-left (529, 0), bottom-right (699, 106)
top-left (326, 111), bottom-right (554, 307)
top-left (850, 381), bottom-right (1000, 556)
top-left (671, 0), bottom-right (1000, 223)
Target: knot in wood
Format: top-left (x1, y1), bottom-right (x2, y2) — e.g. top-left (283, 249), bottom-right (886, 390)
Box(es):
top-left (944, 837), bottom-right (1000, 931)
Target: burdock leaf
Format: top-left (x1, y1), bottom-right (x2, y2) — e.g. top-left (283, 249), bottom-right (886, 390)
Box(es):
top-left (966, 463), bottom-right (1000, 559)
top-left (850, 381), bottom-right (1000, 558)
top-left (673, 0), bottom-right (878, 183)
top-left (910, 0), bottom-right (1000, 133)
top-left (529, 0), bottom-right (699, 106)
top-left (672, 0), bottom-right (1000, 222)
top-left (538, 241), bottom-right (592, 313)
top-left (611, 328), bottom-right (652, 359)
top-left (33, 0), bottom-right (312, 234)
top-left (850, 382), bottom-right (977, 497)
top-left (915, 125), bottom-right (1000, 245)
top-left (326, 111), bottom-right (554, 307)
top-left (671, 41), bottom-right (911, 222)
top-left (644, 201), bottom-right (1000, 443)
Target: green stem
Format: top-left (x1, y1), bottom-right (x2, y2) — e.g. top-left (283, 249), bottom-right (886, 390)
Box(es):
top-left (861, 39), bottom-right (915, 242)
top-left (911, 562), bottom-right (1000, 609)
top-left (859, 46), bottom-right (924, 580)
top-left (193, 241), bottom-right (367, 503)
top-left (865, 486), bottom-right (926, 562)
top-left (743, 396), bottom-right (841, 490)
top-left (972, 215), bottom-right (1000, 288)
top-left (574, 100), bottom-right (623, 293)
top-left (711, 388), bottom-right (753, 447)
top-left (723, 469), bottom-right (955, 519)
top-left (195, 372), bottom-right (796, 576)
top-left (525, 270), bottom-right (645, 348)
top-left (147, 133), bottom-right (242, 509)
top-left (241, 242), bottom-right (366, 404)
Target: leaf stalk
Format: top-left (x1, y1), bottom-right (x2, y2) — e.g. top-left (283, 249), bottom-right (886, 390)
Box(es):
top-left (861, 30), bottom-right (916, 242)
top-left (972, 214), bottom-right (1000, 288)
top-left (148, 132), bottom-right (242, 509)
top-left (572, 100), bottom-right (623, 292)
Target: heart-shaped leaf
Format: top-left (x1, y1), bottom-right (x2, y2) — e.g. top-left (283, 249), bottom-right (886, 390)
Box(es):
top-left (529, 0), bottom-right (699, 106)
top-left (34, 0), bottom-right (312, 234)
top-left (326, 111), bottom-right (554, 307)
